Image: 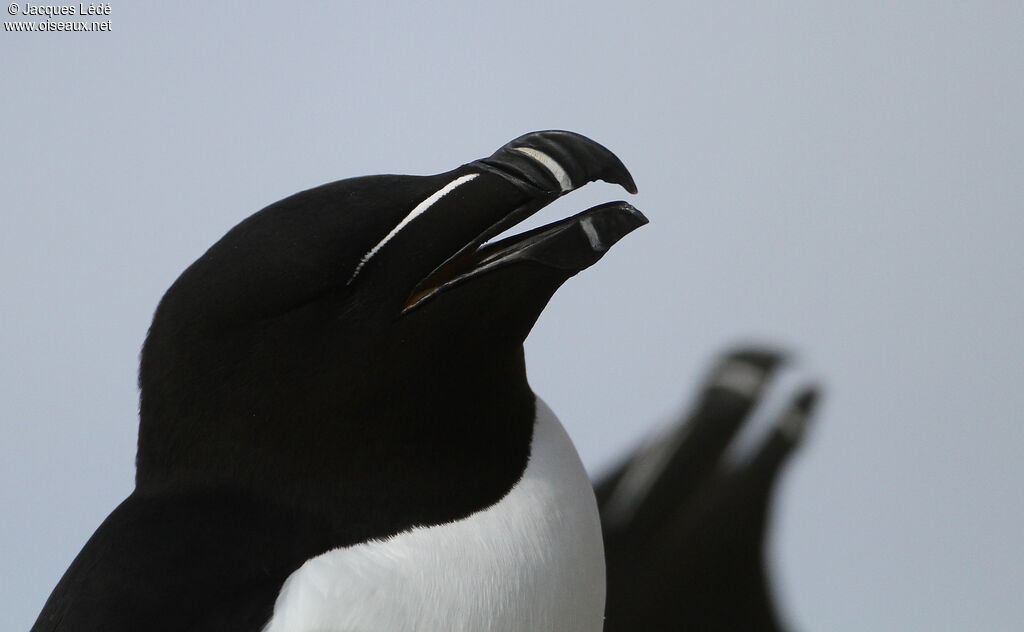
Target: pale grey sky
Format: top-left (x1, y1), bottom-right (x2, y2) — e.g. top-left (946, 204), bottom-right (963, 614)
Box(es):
top-left (3, 2), bottom-right (1022, 630)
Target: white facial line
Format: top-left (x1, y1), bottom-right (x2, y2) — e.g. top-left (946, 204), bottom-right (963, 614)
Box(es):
top-left (600, 422), bottom-right (688, 529)
top-left (512, 147), bottom-right (573, 192)
top-left (347, 173), bottom-right (479, 284)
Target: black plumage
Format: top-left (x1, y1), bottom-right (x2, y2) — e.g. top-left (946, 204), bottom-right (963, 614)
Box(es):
top-left (598, 348), bottom-right (819, 631)
top-left (32, 131), bottom-right (645, 631)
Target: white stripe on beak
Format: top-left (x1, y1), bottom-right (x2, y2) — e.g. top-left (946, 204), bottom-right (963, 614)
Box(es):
top-left (511, 147), bottom-right (573, 192)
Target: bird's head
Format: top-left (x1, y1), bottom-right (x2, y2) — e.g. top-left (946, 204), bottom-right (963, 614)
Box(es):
top-left (136, 131), bottom-right (645, 526)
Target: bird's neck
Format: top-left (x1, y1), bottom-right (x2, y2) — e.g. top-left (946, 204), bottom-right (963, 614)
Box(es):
top-left (263, 396), bottom-right (607, 632)
top-left (135, 351), bottom-right (538, 546)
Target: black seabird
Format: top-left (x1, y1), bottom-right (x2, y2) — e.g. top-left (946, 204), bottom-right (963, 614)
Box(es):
top-left (597, 347), bottom-right (820, 631)
top-left (32, 131), bottom-right (646, 632)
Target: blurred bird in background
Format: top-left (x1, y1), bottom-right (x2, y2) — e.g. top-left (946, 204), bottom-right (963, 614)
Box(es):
top-left (599, 347), bottom-right (819, 630)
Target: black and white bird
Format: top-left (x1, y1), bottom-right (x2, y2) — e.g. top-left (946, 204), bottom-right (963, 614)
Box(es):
top-left (31, 131), bottom-right (819, 632)
top-left (33, 131), bottom-right (644, 631)
top-left (596, 347), bottom-right (819, 631)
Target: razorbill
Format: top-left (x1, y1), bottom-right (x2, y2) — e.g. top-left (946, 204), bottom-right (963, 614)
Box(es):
top-left (596, 347), bottom-right (820, 631)
top-left (31, 131), bottom-right (645, 632)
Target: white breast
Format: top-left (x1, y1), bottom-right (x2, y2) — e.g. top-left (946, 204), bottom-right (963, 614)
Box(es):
top-left (262, 397), bottom-right (606, 632)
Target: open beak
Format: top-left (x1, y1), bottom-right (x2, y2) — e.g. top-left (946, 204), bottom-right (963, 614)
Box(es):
top-left (403, 131), bottom-right (648, 312)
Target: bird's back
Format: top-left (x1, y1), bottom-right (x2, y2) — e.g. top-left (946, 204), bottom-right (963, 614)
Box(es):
top-left (31, 490), bottom-right (329, 632)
